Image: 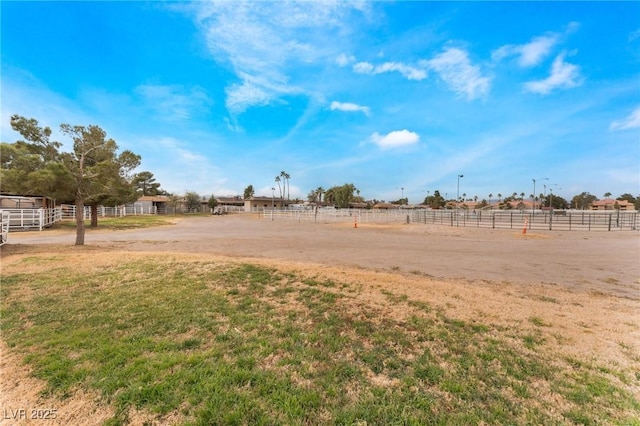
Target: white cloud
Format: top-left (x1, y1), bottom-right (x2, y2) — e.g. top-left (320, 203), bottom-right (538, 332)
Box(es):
top-left (523, 52), bottom-right (582, 95)
top-left (353, 61), bottom-right (427, 80)
top-left (135, 84), bottom-right (211, 120)
top-left (353, 61), bottom-right (374, 74)
top-left (370, 129), bottom-right (420, 149)
top-left (492, 34), bottom-right (559, 67)
top-left (610, 107), bottom-right (640, 131)
top-left (336, 53), bottom-right (355, 67)
top-left (425, 48), bottom-right (491, 100)
top-left (330, 101), bottom-right (370, 116)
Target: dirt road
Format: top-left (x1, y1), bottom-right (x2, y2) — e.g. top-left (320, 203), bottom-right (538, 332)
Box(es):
top-left (3, 214), bottom-right (639, 299)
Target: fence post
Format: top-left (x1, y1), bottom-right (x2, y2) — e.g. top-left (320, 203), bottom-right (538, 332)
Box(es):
top-left (608, 214), bottom-right (612, 231)
top-left (549, 210), bottom-right (553, 230)
top-left (569, 212), bottom-right (572, 231)
top-left (492, 213), bottom-right (495, 229)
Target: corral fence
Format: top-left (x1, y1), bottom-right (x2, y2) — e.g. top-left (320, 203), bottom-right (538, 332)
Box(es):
top-left (262, 208), bottom-right (639, 232)
top-left (263, 208), bottom-right (411, 224)
top-left (60, 204), bottom-right (157, 220)
top-left (0, 210), bottom-right (10, 245)
top-left (0, 207), bottom-right (63, 232)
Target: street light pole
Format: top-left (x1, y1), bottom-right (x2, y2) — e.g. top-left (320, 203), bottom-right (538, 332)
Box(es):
top-left (271, 187), bottom-right (275, 221)
top-left (532, 177), bottom-right (548, 210)
top-left (457, 174), bottom-right (463, 226)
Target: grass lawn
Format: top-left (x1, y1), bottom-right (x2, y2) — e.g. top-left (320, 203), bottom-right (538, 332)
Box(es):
top-left (1, 253), bottom-right (638, 425)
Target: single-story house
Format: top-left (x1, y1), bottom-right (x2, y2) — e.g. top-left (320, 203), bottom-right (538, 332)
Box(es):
top-left (135, 195), bottom-right (170, 213)
top-left (590, 199), bottom-right (634, 211)
top-left (244, 196), bottom-right (288, 212)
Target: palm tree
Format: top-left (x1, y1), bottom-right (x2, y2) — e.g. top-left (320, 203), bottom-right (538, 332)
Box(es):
top-left (604, 192), bottom-right (612, 199)
top-left (281, 171), bottom-right (291, 200)
top-left (316, 186), bottom-right (324, 204)
top-left (275, 176), bottom-right (282, 198)
top-left (520, 192), bottom-right (525, 201)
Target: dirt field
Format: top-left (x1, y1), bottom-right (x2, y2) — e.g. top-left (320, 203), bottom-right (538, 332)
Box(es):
top-left (1, 214), bottom-right (639, 425)
top-left (4, 214), bottom-right (639, 298)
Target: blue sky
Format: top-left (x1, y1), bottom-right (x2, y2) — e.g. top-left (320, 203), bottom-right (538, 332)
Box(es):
top-left (2, 1), bottom-right (639, 203)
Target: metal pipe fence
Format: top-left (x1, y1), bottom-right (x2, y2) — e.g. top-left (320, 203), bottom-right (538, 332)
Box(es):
top-left (0, 210), bottom-right (10, 245)
top-left (0, 208), bottom-right (63, 231)
top-left (413, 209), bottom-right (639, 231)
top-left (262, 208), bottom-right (638, 231)
top-left (60, 204), bottom-right (157, 220)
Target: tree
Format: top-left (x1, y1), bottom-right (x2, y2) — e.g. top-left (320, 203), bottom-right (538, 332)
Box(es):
top-left (132, 171), bottom-right (162, 196)
top-left (4, 116), bottom-right (140, 245)
top-left (184, 191), bottom-right (201, 212)
top-left (208, 195), bottom-right (218, 212)
top-left (275, 176), bottom-right (282, 198)
top-left (2, 116), bottom-right (73, 200)
top-left (60, 123), bottom-right (140, 242)
top-left (422, 190), bottom-right (445, 209)
top-left (324, 183), bottom-right (358, 208)
top-left (167, 194), bottom-right (180, 214)
top-left (571, 192), bottom-right (597, 210)
top-left (243, 185), bottom-right (255, 199)
top-left (604, 192), bottom-right (612, 199)
top-left (280, 171), bottom-right (291, 200)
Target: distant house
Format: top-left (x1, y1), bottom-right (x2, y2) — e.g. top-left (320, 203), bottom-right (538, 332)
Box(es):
top-left (217, 196), bottom-right (244, 209)
top-left (590, 199), bottom-right (634, 211)
top-left (372, 202), bottom-right (397, 210)
top-left (135, 195), bottom-right (170, 213)
top-left (244, 196), bottom-right (288, 212)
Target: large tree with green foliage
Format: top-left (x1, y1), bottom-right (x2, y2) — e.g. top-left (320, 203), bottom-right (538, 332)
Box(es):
top-left (570, 192), bottom-right (598, 210)
top-left (1, 115), bottom-right (74, 200)
top-left (2, 115), bottom-right (140, 245)
top-left (59, 123), bottom-right (140, 243)
top-left (323, 183), bottom-right (358, 208)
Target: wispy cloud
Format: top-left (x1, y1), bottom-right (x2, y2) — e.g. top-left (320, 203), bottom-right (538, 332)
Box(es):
top-left (353, 61), bottom-right (427, 81)
top-left (351, 47), bottom-right (489, 100)
top-left (336, 53), bottom-right (356, 67)
top-left (193, 1), bottom-right (368, 116)
top-left (370, 129), bottom-right (420, 149)
top-left (523, 52), bottom-right (582, 95)
top-left (330, 101), bottom-right (370, 116)
top-left (610, 107), bottom-right (640, 131)
top-left (425, 48), bottom-right (491, 100)
top-left (492, 22), bottom-right (578, 67)
top-left (492, 34), bottom-right (559, 67)
top-left (135, 84), bottom-right (211, 121)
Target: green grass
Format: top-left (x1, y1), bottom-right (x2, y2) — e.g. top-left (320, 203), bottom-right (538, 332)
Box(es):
top-left (1, 255), bottom-right (639, 425)
top-left (56, 215), bottom-right (176, 230)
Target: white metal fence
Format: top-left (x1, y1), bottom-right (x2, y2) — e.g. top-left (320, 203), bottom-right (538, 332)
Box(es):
top-left (262, 208), bottom-right (639, 231)
top-left (0, 208), bottom-right (63, 231)
top-left (60, 204), bottom-right (157, 220)
top-left (262, 208), bottom-right (414, 223)
top-left (0, 210), bottom-right (9, 245)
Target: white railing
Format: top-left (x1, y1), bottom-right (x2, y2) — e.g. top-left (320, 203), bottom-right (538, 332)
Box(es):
top-left (262, 208), bottom-right (412, 223)
top-left (1, 208), bottom-right (63, 231)
top-left (60, 204), bottom-right (157, 219)
top-left (0, 210), bottom-right (9, 245)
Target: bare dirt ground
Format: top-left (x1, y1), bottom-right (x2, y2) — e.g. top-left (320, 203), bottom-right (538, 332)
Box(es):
top-left (1, 214), bottom-right (639, 425)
